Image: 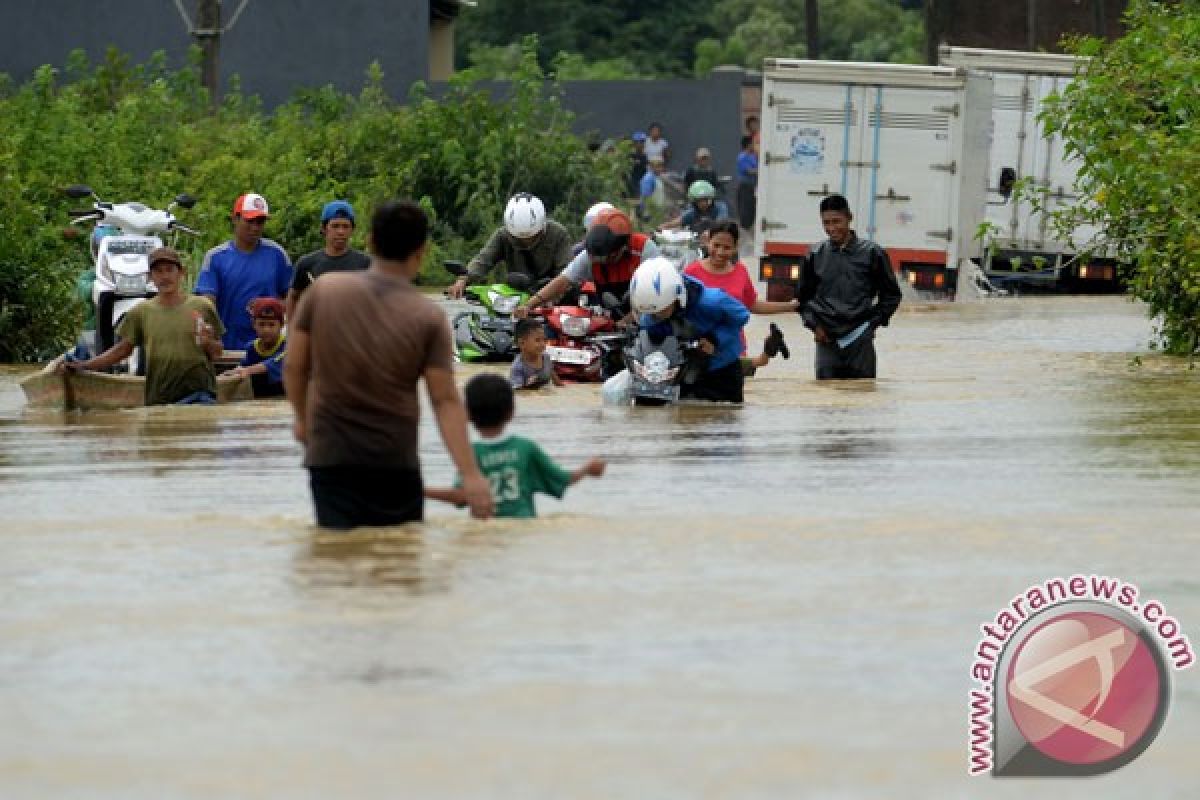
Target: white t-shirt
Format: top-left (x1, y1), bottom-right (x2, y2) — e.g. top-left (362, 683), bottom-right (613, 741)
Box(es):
top-left (643, 137), bottom-right (669, 163)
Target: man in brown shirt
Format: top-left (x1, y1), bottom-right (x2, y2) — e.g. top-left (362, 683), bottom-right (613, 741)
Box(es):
top-left (286, 201), bottom-right (493, 528)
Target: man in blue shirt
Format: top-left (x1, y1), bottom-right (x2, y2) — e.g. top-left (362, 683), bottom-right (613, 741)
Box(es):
top-left (195, 192), bottom-right (293, 350)
top-left (630, 257), bottom-right (750, 403)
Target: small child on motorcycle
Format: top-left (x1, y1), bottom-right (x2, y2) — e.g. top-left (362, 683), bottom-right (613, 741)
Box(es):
top-left (424, 373), bottom-right (605, 518)
top-left (228, 297), bottom-right (287, 398)
top-left (510, 318), bottom-right (563, 390)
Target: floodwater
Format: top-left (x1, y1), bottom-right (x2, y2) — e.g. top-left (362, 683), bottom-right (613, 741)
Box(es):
top-left (1, 295), bottom-right (1197, 799)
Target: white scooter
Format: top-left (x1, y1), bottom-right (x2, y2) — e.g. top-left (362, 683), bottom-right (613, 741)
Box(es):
top-left (65, 184), bottom-right (199, 373)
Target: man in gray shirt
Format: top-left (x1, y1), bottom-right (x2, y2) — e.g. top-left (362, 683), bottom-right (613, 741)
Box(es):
top-left (447, 193), bottom-right (574, 298)
top-left (286, 200), bottom-right (370, 321)
top-left (795, 194), bottom-right (902, 379)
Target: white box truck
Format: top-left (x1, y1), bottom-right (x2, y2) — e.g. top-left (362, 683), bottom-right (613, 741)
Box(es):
top-left (938, 45), bottom-right (1121, 293)
top-left (754, 59), bottom-right (993, 301)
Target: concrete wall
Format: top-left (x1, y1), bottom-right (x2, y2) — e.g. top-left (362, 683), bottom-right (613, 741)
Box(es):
top-left (431, 69), bottom-right (749, 190)
top-left (0, 0), bottom-right (430, 108)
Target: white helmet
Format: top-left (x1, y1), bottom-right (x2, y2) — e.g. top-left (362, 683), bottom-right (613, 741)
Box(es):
top-left (583, 201), bottom-right (615, 230)
top-left (504, 193), bottom-right (547, 238)
top-left (630, 257), bottom-right (687, 315)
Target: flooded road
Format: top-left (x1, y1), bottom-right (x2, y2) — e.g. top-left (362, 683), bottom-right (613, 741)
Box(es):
top-left (1, 295), bottom-right (1197, 798)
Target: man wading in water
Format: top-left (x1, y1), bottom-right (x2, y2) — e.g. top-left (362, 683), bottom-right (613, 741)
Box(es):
top-left (285, 201), bottom-right (493, 528)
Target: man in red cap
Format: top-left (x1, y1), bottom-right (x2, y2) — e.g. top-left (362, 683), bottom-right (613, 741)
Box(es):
top-left (228, 297), bottom-right (287, 397)
top-left (195, 192), bottom-right (293, 350)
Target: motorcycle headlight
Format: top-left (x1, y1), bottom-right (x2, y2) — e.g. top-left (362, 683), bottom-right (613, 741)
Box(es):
top-left (491, 293), bottom-right (519, 314)
top-left (561, 315), bottom-right (590, 337)
top-left (116, 274), bottom-right (147, 295)
top-left (643, 351), bottom-right (672, 383)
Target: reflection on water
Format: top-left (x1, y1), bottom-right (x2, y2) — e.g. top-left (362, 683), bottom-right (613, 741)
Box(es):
top-left (1, 298), bottom-right (1198, 798)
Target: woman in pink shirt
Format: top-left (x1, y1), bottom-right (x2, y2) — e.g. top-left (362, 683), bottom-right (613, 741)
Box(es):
top-left (683, 220), bottom-right (798, 375)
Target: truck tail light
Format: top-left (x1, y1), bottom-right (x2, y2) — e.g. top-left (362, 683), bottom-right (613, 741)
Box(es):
top-left (762, 264), bottom-right (774, 279)
top-left (790, 264), bottom-right (800, 281)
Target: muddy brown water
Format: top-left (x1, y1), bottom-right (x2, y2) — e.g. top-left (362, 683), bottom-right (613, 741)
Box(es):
top-left (1, 296), bottom-right (1197, 798)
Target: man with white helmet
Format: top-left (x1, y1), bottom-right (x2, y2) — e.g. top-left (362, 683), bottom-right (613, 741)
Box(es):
top-left (630, 256), bottom-right (750, 403)
top-left (447, 193), bottom-right (573, 299)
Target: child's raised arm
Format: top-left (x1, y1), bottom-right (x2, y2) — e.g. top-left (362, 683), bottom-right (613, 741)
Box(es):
top-left (569, 457), bottom-right (606, 485)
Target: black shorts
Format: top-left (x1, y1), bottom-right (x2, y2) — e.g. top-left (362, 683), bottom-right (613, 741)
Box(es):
top-left (308, 465), bottom-right (424, 530)
top-left (681, 359), bottom-right (745, 403)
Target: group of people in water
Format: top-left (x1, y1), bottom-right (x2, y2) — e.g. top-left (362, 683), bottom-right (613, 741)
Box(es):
top-left (59, 182), bottom-right (902, 528)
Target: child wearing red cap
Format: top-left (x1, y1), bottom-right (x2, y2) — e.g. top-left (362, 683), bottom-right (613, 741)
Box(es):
top-left (229, 297), bottom-right (287, 397)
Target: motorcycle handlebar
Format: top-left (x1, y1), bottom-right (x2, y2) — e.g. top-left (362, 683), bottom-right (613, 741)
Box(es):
top-left (171, 223), bottom-right (201, 236)
top-left (69, 210), bottom-right (101, 218)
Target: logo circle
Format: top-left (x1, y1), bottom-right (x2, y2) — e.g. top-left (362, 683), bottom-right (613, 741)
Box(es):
top-left (1005, 611), bottom-right (1165, 767)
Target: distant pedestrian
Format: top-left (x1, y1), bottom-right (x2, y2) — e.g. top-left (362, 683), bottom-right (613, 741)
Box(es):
top-left (683, 147), bottom-right (721, 199)
top-left (795, 194), bottom-right (903, 380)
top-left (627, 131), bottom-right (649, 198)
top-left (643, 122), bottom-right (670, 166)
top-left (285, 200), bottom-right (493, 528)
top-left (286, 200), bottom-right (370, 322)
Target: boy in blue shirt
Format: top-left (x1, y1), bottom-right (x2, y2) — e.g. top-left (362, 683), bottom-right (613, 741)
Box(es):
top-left (425, 373), bottom-right (604, 518)
top-left (229, 297), bottom-right (287, 397)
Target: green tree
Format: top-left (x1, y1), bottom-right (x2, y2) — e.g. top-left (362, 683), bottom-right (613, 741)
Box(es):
top-left (1038, 0), bottom-right (1200, 356)
top-left (697, 0), bottom-right (923, 72)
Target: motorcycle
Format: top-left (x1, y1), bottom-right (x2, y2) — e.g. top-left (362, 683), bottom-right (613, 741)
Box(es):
top-left (539, 283), bottom-right (626, 382)
top-left (64, 184), bottom-right (199, 372)
top-left (444, 260), bottom-right (533, 362)
top-left (611, 323), bottom-right (708, 406)
top-left (654, 229), bottom-right (702, 272)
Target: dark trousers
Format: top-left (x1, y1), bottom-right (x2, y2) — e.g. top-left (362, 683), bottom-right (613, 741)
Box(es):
top-left (308, 465), bottom-right (424, 530)
top-left (814, 333), bottom-right (877, 380)
top-left (682, 359), bottom-right (745, 403)
top-left (736, 181), bottom-right (757, 229)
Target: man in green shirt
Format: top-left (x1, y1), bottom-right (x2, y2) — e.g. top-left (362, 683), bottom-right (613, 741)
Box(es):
top-left (425, 373), bottom-right (605, 518)
top-left (64, 247), bottom-right (225, 405)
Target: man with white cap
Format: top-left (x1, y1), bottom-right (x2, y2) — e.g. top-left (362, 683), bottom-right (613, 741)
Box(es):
top-left (195, 192), bottom-right (293, 350)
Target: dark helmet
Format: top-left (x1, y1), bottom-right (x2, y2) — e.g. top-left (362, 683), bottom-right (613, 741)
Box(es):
top-left (585, 208), bottom-right (633, 259)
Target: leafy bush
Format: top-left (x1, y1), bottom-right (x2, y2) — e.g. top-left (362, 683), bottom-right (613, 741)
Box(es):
top-left (1038, 0), bottom-right (1200, 357)
top-left (0, 40), bottom-right (627, 362)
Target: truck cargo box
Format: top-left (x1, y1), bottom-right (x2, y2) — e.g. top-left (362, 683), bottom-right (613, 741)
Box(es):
top-left (755, 59), bottom-right (993, 300)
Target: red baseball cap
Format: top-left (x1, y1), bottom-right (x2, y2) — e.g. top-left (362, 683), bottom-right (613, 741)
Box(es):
top-left (232, 193), bottom-right (270, 219)
top-left (248, 297), bottom-right (285, 321)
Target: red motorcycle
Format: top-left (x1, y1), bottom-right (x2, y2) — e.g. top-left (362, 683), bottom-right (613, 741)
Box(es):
top-left (539, 283), bottom-right (625, 382)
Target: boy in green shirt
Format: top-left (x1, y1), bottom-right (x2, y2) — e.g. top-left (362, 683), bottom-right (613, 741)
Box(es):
top-left (63, 247), bottom-right (225, 405)
top-left (425, 373), bottom-right (605, 518)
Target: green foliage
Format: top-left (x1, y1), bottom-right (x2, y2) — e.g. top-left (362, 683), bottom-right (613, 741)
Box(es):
top-left (1035, 0), bottom-right (1200, 357)
top-left (0, 40), bottom-right (627, 362)
top-left (456, 0), bottom-right (923, 79)
top-left (456, 0), bottom-right (715, 78)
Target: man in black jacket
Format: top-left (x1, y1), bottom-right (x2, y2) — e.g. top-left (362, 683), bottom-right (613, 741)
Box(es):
top-left (795, 194), bottom-right (903, 379)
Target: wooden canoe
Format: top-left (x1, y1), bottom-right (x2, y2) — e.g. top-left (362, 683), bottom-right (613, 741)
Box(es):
top-left (21, 355), bottom-right (256, 410)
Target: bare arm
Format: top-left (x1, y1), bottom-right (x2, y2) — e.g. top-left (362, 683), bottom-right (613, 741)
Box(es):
top-left (285, 289), bottom-right (300, 324)
top-left (751, 299), bottom-right (801, 314)
top-left (424, 366), bottom-right (493, 519)
top-left (64, 339), bottom-right (134, 372)
top-left (516, 274), bottom-right (573, 318)
top-left (424, 486), bottom-right (467, 506)
top-left (283, 328), bottom-right (311, 444)
top-left (568, 457), bottom-right (606, 485)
